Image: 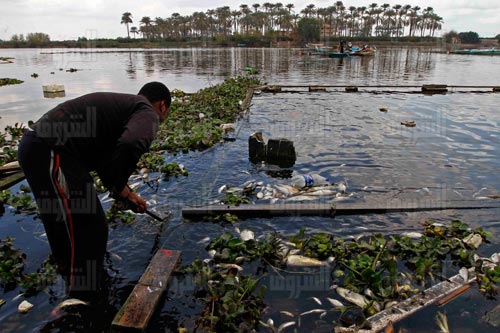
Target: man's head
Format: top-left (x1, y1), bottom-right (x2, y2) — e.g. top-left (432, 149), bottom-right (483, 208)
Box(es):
top-left (138, 82), bottom-right (171, 121)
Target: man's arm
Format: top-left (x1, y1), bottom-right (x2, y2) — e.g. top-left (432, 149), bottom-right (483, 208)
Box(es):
top-left (98, 106), bottom-right (159, 204)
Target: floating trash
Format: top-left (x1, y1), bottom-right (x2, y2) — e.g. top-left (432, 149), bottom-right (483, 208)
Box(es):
top-left (401, 120), bottom-right (416, 127)
top-left (18, 300), bottom-right (34, 313)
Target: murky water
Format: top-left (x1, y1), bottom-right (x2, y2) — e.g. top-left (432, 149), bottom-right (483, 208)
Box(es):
top-left (1, 48), bottom-right (500, 332)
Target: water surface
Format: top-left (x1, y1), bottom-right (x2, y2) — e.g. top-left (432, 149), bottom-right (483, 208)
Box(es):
top-left (1, 47), bottom-right (500, 332)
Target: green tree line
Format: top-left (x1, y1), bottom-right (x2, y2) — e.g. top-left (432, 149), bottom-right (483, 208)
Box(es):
top-left (8, 33), bottom-right (50, 47)
top-left (121, 2), bottom-right (444, 42)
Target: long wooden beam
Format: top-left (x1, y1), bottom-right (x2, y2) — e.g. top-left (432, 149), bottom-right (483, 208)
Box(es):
top-left (111, 249), bottom-right (181, 332)
top-left (0, 171), bottom-right (25, 191)
top-left (181, 201), bottom-right (500, 220)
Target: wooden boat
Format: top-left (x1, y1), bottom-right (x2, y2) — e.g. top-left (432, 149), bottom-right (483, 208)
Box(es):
top-left (451, 48), bottom-right (500, 55)
top-left (328, 52), bottom-right (350, 58)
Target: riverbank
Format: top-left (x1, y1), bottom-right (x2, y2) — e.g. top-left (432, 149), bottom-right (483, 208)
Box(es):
top-left (0, 36), bottom-right (449, 49)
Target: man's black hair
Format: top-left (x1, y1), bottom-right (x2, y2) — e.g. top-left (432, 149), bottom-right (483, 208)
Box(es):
top-left (138, 82), bottom-right (171, 106)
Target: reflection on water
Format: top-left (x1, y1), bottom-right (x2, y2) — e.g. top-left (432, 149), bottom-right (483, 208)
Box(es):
top-left (1, 48), bottom-right (500, 332)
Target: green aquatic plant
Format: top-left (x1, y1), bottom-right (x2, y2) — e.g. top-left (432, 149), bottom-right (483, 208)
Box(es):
top-left (0, 237), bottom-right (26, 291)
top-left (185, 259), bottom-right (267, 333)
top-left (105, 203), bottom-right (136, 224)
top-left (290, 228), bottom-right (335, 260)
top-left (1, 146), bottom-right (18, 166)
top-left (0, 188), bottom-right (37, 214)
top-left (475, 261), bottom-right (500, 297)
top-left (21, 256), bottom-right (57, 295)
top-left (0, 78), bottom-right (23, 87)
top-left (138, 151), bottom-right (165, 172)
top-left (160, 161), bottom-right (189, 180)
top-left (203, 213), bottom-right (239, 224)
top-left (151, 75), bottom-right (261, 153)
top-left (206, 232), bottom-right (285, 266)
top-left (222, 192), bottom-right (250, 206)
top-left (0, 237), bottom-right (57, 294)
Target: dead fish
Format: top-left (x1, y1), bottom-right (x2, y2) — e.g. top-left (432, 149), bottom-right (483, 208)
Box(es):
top-left (286, 195), bottom-right (319, 202)
top-left (280, 310), bottom-right (294, 317)
top-left (310, 297), bottom-right (322, 305)
top-left (285, 255), bottom-right (328, 267)
top-left (226, 187), bottom-right (243, 194)
top-left (274, 184), bottom-right (299, 196)
top-left (277, 321), bottom-right (296, 332)
top-left (299, 309), bottom-right (327, 324)
top-left (18, 300), bottom-right (34, 314)
top-left (337, 182), bottom-right (347, 193)
top-left (463, 233), bottom-right (482, 249)
top-left (239, 229), bottom-right (255, 241)
top-left (110, 253), bottom-right (123, 261)
top-left (326, 297), bottom-right (344, 308)
top-left (459, 267), bottom-right (469, 282)
top-left (218, 184), bottom-right (227, 193)
top-left (302, 189), bottom-right (337, 196)
top-left (436, 312), bottom-right (449, 333)
top-left (197, 237), bottom-right (211, 244)
top-left (402, 232), bottom-right (423, 239)
top-left (384, 301), bottom-right (398, 309)
top-left (220, 123), bottom-right (235, 133)
top-left (51, 298), bottom-right (88, 315)
top-left (336, 287), bottom-right (369, 308)
top-left (215, 263), bottom-right (244, 271)
top-left (364, 288), bottom-right (376, 299)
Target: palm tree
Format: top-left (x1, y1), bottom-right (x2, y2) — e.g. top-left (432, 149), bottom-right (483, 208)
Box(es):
top-left (121, 12), bottom-right (133, 38)
top-left (286, 3), bottom-right (294, 13)
top-left (140, 16), bottom-right (152, 39)
top-left (130, 26), bottom-right (138, 38)
top-left (231, 10), bottom-right (242, 34)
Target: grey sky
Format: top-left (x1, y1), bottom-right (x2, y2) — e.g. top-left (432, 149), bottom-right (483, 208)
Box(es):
top-left (0, 0), bottom-right (498, 41)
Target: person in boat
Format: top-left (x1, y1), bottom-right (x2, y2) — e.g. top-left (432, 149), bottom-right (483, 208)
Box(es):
top-left (347, 42), bottom-right (353, 52)
top-left (339, 40), bottom-right (346, 53)
top-left (18, 82), bottom-right (171, 300)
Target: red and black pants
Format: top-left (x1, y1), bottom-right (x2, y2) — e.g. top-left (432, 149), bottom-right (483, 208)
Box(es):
top-left (18, 130), bottom-right (108, 298)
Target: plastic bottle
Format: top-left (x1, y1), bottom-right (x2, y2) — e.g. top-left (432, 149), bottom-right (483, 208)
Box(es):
top-left (291, 174), bottom-right (329, 189)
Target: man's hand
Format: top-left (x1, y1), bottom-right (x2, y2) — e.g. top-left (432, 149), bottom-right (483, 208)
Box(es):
top-left (114, 184), bottom-right (147, 213)
top-left (126, 191), bottom-right (147, 213)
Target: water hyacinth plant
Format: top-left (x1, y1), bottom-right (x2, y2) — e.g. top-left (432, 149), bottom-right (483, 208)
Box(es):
top-left (178, 220), bottom-right (498, 332)
top-left (0, 78), bottom-right (23, 87)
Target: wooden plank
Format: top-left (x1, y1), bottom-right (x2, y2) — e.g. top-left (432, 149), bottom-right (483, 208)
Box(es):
top-left (112, 284), bottom-right (163, 332)
top-left (111, 249), bottom-right (181, 332)
top-left (138, 249), bottom-right (180, 287)
top-left (0, 171), bottom-right (25, 191)
top-left (181, 201), bottom-right (500, 220)
top-left (0, 161), bottom-right (21, 174)
top-left (334, 267), bottom-right (477, 333)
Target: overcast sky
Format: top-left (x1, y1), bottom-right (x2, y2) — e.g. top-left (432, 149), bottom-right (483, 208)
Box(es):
top-left (1, 0), bottom-right (499, 41)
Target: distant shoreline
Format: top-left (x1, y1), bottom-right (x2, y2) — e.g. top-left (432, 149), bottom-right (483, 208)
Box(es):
top-left (0, 37), bottom-right (496, 50)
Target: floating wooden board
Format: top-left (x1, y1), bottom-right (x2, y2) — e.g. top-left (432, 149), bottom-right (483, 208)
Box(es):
top-left (181, 201), bottom-right (500, 220)
top-left (335, 266), bottom-right (477, 333)
top-left (0, 161), bottom-right (21, 174)
top-left (0, 171), bottom-right (25, 191)
top-left (111, 249), bottom-right (181, 332)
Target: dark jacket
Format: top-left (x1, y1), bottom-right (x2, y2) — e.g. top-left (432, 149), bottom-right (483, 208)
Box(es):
top-left (32, 92), bottom-right (159, 193)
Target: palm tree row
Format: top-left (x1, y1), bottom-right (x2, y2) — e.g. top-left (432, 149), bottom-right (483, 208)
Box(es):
top-left (120, 2), bottom-right (443, 41)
